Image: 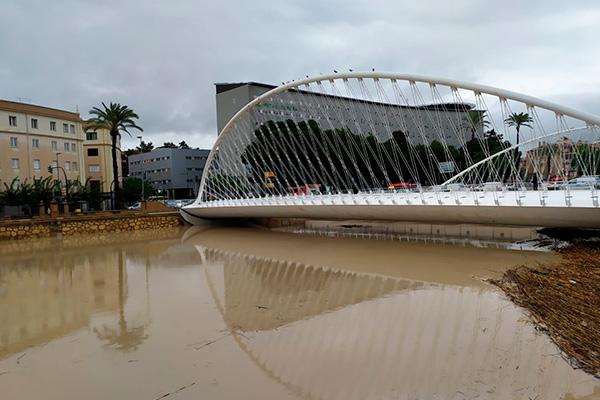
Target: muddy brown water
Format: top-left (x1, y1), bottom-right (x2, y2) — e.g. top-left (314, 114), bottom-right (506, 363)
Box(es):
top-left (0, 226), bottom-right (599, 400)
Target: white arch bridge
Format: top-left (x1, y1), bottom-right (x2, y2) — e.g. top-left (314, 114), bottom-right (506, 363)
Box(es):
top-left (182, 72), bottom-right (600, 228)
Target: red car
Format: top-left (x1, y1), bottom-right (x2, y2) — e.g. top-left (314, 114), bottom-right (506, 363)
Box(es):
top-left (387, 182), bottom-right (417, 189)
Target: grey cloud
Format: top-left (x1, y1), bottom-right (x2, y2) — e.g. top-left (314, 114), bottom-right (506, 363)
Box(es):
top-left (2, 0), bottom-right (600, 150)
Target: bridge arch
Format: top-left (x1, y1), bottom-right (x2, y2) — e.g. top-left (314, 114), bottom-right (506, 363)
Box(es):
top-left (183, 72), bottom-right (600, 228)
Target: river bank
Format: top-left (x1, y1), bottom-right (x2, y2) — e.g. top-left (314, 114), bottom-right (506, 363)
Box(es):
top-left (493, 243), bottom-right (600, 379)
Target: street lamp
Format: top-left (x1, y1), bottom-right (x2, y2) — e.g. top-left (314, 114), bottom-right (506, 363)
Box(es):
top-left (55, 152), bottom-right (61, 183)
top-left (137, 136), bottom-right (145, 202)
top-left (48, 152), bottom-right (68, 202)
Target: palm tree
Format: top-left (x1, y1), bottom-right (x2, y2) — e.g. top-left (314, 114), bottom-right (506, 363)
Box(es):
top-left (465, 110), bottom-right (490, 141)
top-left (87, 103), bottom-right (143, 209)
top-left (504, 112), bottom-right (533, 148)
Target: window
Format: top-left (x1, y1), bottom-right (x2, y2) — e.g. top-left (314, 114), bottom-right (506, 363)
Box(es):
top-left (51, 160), bottom-right (58, 168)
top-left (33, 159), bottom-right (40, 170)
top-left (32, 138), bottom-right (39, 149)
top-left (89, 164), bottom-right (100, 173)
top-left (69, 124), bottom-right (75, 134)
top-left (8, 115), bottom-right (17, 126)
top-left (10, 137), bottom-right (17, 148)
top-left (11, 158), bottom-right (19, 169)
top-left (63, 123), bottom-right (68, 133)
top-left (86, 131), bottom-right (98, 140)
top-left (31, 118), bottom-right (38, 129)
top-left (87, 148), bottom-right (99, 156)
top-left (64, 142), bottom-right (69, 152)
top-left (72, 162), bottom-right (78, 171)
top-left (71, 143), bottom-right (77, 152)
top-left (50, 121), bottom-right (56, 131)
top-left (51, 141), bottom-right (58, 151)
top-left (65, 161), bottom-right (71, 171)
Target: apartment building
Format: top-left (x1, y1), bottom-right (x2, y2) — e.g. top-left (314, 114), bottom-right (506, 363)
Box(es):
top-left (0, 100), bottom-right (85, 188)
top-left (81, 122), bottom-right (121, 192)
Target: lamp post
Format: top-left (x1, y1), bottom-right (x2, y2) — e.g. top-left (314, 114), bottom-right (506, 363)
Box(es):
top-left (54, 152), bottom-right (68, 197)
top-left (55, 152), bottom-right (61, 184)
top-left (48, 152), bottom-right (68, 202)
top-left (137, 136), bottom-right (145, 202)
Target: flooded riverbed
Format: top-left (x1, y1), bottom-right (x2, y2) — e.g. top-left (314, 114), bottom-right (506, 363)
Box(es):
top-left (0, 226), bottom-right (599, 399)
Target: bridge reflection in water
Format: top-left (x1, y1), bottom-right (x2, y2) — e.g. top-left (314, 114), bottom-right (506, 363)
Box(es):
top-left (190, 229), bottom-right (598, 400)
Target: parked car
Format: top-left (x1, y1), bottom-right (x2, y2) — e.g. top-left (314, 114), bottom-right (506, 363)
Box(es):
top-left (387, 182), bottom-right (418, 192)
top-left (476, 182), bottom-right (503, 192)
top-left (567, 176), bottom-right (600, 190)
top-left (128, 202), bottom-right (141, 210)
top-left (546, 177), bottom-right (567, 190)
top-left (164, 199), bottom-right (194, 209)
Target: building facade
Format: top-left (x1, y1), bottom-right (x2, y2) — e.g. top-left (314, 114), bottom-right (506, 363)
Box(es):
top-left (128, 148), bottom-right (210, 198)
top-left (215, 82), bottom-right (480, 147)
top-left (521, 137), bottom-right (594, 180)
top-left (0, 100), bottom-right (85, 188)
top-left (81, 123), bottom-right (122, 192)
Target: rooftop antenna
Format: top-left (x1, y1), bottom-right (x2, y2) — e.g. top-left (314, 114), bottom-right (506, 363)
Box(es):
top-left (16, 97), bottom-right (31, 103)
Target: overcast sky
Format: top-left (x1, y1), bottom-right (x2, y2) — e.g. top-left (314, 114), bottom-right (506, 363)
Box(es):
top-left (1, 0), bottom-right (600, 150)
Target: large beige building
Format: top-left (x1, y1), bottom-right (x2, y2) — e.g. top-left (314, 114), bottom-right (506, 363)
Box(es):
top-left (0, 100), bottom-right (121, 193)
top-left (82, 122), bottom-right (121, 192)
top-left (0, 100), bottom-right (85, 188)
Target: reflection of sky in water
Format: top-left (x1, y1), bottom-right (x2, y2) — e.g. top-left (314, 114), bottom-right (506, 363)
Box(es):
top-left (0, 226), bottom-right (598, 400)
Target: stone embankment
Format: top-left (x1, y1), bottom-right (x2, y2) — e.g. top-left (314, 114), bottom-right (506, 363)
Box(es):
top-left (0, 212), bottom-right (182, 241)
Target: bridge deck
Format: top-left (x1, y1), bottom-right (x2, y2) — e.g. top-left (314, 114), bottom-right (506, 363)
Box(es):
top-left (182, 190), bottom-right (600, 228)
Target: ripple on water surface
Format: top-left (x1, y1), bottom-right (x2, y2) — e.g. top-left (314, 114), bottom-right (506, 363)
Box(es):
top-left (0, 226), bottom-right (598, 400)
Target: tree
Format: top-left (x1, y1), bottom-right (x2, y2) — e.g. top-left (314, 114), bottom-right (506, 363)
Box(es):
top-left (504, 112), bottom-right (533, 148)
top-left (178, 140), bottom-right (190, 149)
top-left (137, 140), bottom-right (153, 153)
top-left (121, 177), bottom-right (154, 205)
top-left (504, 112), bottom-right (533, 175)
top-left (87, 102), bottom-right (143, 209)
top-left (123, 148), bottom-right (140, 157)
top-left (161, 142), bottom-right (177, 148)
top-left (465, 110), bottom-right (490, 141)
